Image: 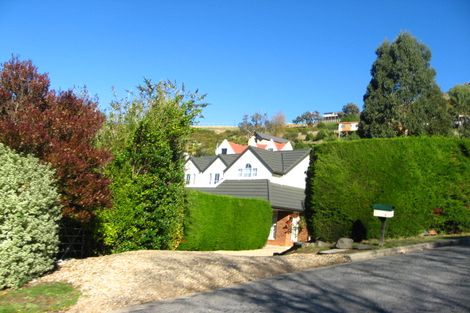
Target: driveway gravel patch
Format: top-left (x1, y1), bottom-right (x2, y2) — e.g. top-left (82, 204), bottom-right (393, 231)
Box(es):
top-left (33, 250), bottom-right (348, 313)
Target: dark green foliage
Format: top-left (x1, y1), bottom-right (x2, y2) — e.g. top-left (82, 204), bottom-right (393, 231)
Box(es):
top-left (179, 191), bottom-right (272, 251)
top-left (359, 32), bottom-right (452, 138)
top-left (305, 137), bottom-right (470, 242)
top-left (97, 81), bottom-right (206, 252)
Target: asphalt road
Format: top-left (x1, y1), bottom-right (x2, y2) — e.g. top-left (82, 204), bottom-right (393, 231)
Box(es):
top-left (120, 244), bottom-right (470, 313)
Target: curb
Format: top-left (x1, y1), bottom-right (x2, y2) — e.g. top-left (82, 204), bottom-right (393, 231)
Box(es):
top-left (346, 237), bottom-right (470, 262)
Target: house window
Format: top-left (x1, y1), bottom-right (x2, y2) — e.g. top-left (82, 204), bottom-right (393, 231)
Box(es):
top-left (241, 163), bottom-right (257, 177)
top-left (186, 174), bottom-right (191, 185)
top-left (214, 173), bottom-right (220, 184)
top-left (244, 163), bottom-right (252, 177)
top-left (221, 148), bottom-right (227, 155)
top-left (209, 173), bottom-right (213, 185)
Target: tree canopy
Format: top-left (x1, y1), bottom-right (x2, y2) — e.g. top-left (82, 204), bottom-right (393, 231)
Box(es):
top-left (97, 80), bottom-right (207, 252)
top-left (448, 83), bottom-right (470, 138)
top-left (358, 32), bottom-right (452, 138)
top-left (0, 57), bottom-right (110, 222)
top-left (292, 111), bottom-right (321, 126)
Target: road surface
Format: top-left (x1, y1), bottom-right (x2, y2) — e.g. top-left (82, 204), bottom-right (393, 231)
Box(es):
top-left (119, 244), bottom-right (470, 313)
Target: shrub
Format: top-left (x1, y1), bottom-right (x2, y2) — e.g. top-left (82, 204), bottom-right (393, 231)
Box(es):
top-left (305, 137), bottom-right (470, 241)
top-left (0, 144), bottom-right (61, 288)
top-left (0, 57), bottom-right (110, 223)
top-left (96, 81), bottom-right (206, 253)
top-left (178, 191), bottom-right (272, 251)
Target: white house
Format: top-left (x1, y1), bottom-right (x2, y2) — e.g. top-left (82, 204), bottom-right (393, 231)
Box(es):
top-left (215, 132), bottom-right (293, 155)
top-left (322, 112), bottom-right (341, 123)
top-left (185, 146), bottom-right (311, 246)
top-left (338, 121), bottom-right (359, 137)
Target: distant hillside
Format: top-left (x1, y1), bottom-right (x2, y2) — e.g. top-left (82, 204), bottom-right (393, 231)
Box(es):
top-left (188, 122), bottom-right (346, 156)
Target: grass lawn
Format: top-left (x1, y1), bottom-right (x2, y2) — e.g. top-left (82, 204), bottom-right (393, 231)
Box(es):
top-left (0, 282), bottom-right (79, 313)
top-left (361, 233), bottom-right (470, 249)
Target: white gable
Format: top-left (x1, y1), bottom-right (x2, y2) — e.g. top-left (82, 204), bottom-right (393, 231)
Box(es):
top-left (224, 150), bottom-right (272, 180)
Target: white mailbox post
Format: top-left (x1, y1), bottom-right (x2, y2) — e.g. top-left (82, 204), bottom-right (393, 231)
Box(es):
top-left (373, 204), bottom-right (394, 247)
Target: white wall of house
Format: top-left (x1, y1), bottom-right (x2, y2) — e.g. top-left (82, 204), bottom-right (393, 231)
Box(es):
top-left (185, 158), bottom-right (227, 188)
top-left (224, 150), bottom-right (272, 180)
top-left (270, 155), bottom-right (310, 189)
top-left (184, 160), bottom-right (201, 187)
top-left (214, 139), bottom-right (235, 155)
top-left (203, 158), bottom-right (227, 187)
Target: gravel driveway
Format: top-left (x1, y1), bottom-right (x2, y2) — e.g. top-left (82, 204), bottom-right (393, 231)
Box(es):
top-left (34, 250), bottom-right (348, 313)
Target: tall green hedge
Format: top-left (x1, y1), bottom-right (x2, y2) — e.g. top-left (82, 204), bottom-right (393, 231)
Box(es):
top-left (0, 144), bottom-right (61, 288)
top-left (179, 191), bottom-right (272, 251)
top-left (305, 137), bottom-right (470, 242)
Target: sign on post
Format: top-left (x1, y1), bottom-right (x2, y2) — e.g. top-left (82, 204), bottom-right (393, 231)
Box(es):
top-left (373, 204), bottom-right (394, 247)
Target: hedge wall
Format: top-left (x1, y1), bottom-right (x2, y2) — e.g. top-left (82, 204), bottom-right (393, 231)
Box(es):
top-left (305, 137), bottom-right (470, 242)
top-left (178, 191), bottom-right (272, 251)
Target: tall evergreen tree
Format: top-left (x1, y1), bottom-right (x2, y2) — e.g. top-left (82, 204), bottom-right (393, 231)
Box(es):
top-left (359, 32), bottom-right (452, 138)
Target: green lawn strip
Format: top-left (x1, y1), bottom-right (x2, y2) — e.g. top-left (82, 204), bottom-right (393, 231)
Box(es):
top-left (0, 282), bottom-right (80, 313)
top-left (361, 232), bottom-right (470, 249)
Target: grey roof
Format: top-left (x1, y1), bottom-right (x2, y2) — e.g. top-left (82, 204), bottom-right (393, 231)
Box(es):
top-left (255, 132), bottom-right (289, 143)
top-left (248, 147), bottom-right (310, 175)
top-left (187, 147), bottom-right (310, 176)
top-left (188, 156), bottom-right (217, 172)
top-left (218, 154), bottom-right (238, 167)
top-left (189, 179), bottom-right (305, 211)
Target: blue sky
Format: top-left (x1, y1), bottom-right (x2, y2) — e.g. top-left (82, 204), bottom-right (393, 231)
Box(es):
top-left (1, 1), bottom-right (469, 125)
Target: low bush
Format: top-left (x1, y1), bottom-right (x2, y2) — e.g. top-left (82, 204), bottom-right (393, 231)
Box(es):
top-left (179, 191), bottom-right (272, 251)
top-left (0, 144), bottom-right (61, 288)
top-left (306, 137), bottom-right (470, 242)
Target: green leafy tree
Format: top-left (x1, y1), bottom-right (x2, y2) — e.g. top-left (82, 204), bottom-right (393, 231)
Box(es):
top-left (448, 83), bottom-right (470, 137)
top-left (292, 111), bottom-right (320, 126)
top-left (359, 32), bottom-right (452, 138)
top-left (342, 103), bottom-right (360, 116)
top-left (97, 80), bottom-right (207, 252)
top-left (238, 112), bottom-right (268, 135)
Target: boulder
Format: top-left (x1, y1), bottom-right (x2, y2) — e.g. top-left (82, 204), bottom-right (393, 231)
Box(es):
top-left (316, 241), bottom-right (333, 248)
top-left (336, 238), bottom-right (353, 249)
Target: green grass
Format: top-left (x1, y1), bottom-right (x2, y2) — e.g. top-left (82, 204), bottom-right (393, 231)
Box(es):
top-left (0, 282), bottom-right (80, 313)
top-left (362, 233), bottom-right (470, 249)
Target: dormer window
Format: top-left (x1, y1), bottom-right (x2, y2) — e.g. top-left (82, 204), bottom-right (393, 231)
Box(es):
top-left (240, 163), bottom-right (257, 177)
top-left (221, 148), bottom-right (227, 155)
top-left (244, 163), bottom-right (252, 177)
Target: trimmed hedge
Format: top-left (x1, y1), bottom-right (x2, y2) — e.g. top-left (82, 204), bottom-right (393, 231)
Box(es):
top-left (179, 191), bottom-right (272, 251)
top-left (305, 137), bottom-right (470, 242)
top-left (0, 144), bottom-right (61, 288)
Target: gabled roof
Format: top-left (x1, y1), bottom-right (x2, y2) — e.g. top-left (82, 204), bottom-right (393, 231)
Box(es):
top-left (274, 142), bottom-right (286, 150)
top-left (255, 132), bottom-right (289, 143)
top-left (229, 142), bottom-right (248, 154)
top-left (189, 179), bottom-right (305, 211)
top-left (188, 146), bottom-right (310, 176)
top-left (187, 156), bottom-right (217, 172)
top-left (218, 154), bottom-right (238, 167)
top-left (247, 147), bottom-right (310, 175)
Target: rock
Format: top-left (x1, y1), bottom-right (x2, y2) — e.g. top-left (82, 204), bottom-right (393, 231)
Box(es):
top-left (336, 238), bottom-right (353, 249)
top-left (316, 241), bottom-right (333, 248)
top-left (354, 243), bottom-right (373, 250)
